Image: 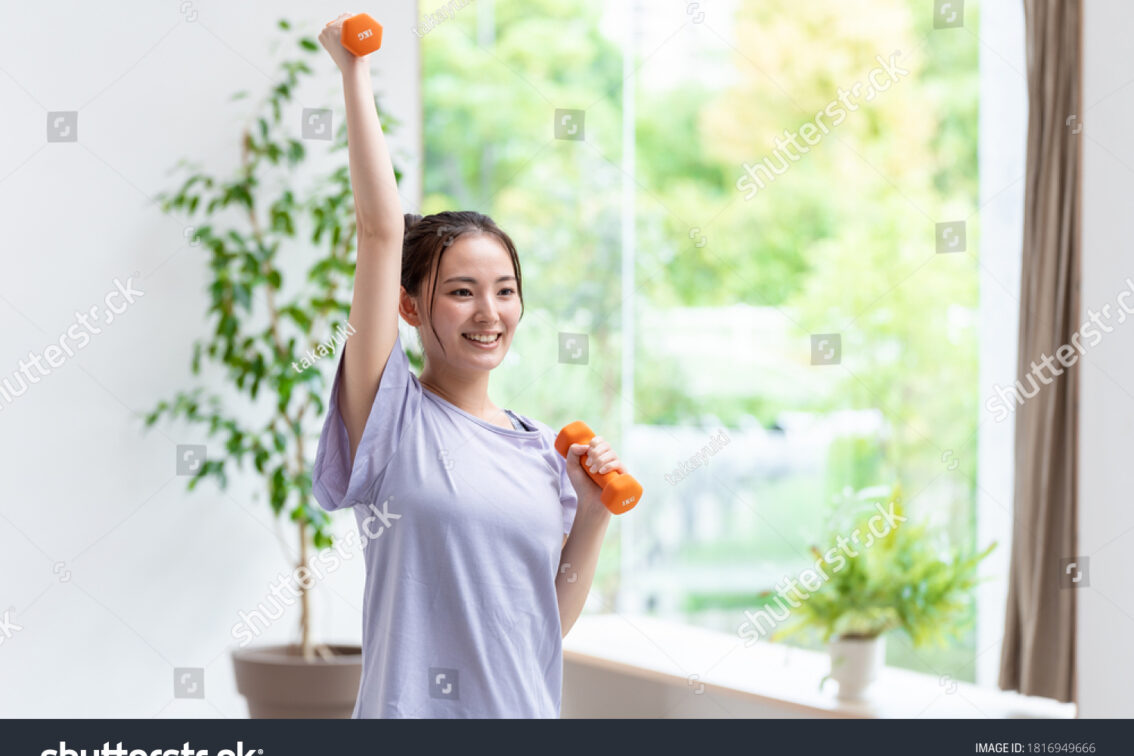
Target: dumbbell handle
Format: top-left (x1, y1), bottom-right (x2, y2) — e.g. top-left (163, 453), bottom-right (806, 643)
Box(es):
top-left (555, 421), bottom-right (643, 515)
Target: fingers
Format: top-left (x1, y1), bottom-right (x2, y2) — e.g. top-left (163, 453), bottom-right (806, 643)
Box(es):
top-left (589, 454), bottom-right (619, 474)
top-left (569, 437), bottom-right (624, 474)
top-left (585, 447), bottom-right (623, 474)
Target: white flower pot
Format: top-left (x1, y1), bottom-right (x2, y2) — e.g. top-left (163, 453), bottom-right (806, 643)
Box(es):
top-left (828, 635), bottom-right (885, 701)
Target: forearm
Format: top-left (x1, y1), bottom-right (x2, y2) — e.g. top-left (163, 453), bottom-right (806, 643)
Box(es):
top-left (556, 498), bottom-right (612, 638)
top-left (340, 61), bottom-right (403, 239)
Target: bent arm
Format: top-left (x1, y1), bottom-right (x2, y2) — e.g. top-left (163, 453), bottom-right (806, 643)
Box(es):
top-left (556, 497), bottom-right (612, 638)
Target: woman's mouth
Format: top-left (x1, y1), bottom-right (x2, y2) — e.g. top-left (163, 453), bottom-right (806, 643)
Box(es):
top-left (462, 332), bottom-right (501, 348)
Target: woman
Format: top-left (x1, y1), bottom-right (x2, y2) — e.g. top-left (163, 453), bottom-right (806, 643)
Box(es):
top-left (312, 14), bottom-right (624, 718)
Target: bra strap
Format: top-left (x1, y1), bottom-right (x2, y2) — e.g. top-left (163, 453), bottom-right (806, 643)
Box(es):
top-left (504, 409), bottom-right (532, 431)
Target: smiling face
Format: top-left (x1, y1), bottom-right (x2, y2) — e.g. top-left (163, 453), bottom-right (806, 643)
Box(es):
top-left (401, 231), bottom-right (523, 375)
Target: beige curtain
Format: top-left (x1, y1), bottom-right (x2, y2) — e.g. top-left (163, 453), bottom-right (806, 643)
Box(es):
top-left (998, 0), bottom-right (1082, 704)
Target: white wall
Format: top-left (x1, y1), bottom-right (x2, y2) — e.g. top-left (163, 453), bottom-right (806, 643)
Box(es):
top-left (1078, 0), bottom-right (1134, 719)
top-left (975, 0), bottom-right (1026, 688)
top-left (2, 0), bottom-right (1128, 720)
top-left (0, 2), bottom-right (419, 715)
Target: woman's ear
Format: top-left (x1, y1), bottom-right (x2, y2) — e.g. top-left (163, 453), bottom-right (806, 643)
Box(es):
top-left (398, 287), bottom-right (422, 327)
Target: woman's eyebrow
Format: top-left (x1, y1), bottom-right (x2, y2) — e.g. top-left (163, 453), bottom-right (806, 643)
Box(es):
top-left (442, 276), bottom-right (517, 284)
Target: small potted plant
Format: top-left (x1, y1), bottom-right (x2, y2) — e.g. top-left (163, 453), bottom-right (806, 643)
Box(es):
top-left (143, 18), bottom-right (405, 717)
top-left (774, 483), bottom-right (996, 701)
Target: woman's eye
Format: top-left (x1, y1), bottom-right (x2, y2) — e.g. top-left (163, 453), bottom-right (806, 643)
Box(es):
top-left (452, 288), bottom-right (515, 296)
top-left (451, 287), bottom-right (515, 296)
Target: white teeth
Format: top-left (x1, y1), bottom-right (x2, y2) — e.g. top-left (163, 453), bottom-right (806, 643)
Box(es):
top-left (463, 333), bottom-right (499, 344)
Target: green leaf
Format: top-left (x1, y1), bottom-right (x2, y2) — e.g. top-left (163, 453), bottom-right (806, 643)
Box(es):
top-left (299, 37), bottom-right (318, 51)
top-left (269, 465), bottom-right (288, 515)
top-left (225, 431), bottom-right (244, 456)
top-left (231, 184), bottom-right (253, 209)
top-left (233, 283), bottom-right (252, 311)
top-left (281, 306), bottom-right (311, 331)
top-left (277, 379), bottom-right (293, 415)
top-left (218, 314), bottom-right (237, 338)
top-left (287, 140), bottom-right (305, 165)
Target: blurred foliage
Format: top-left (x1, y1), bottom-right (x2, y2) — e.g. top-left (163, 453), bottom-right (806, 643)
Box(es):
top-left (143, 19), bottom-right (404, 652)
top-left (772, 483), bottom-right (996, 646)
top-left (827, 434), bottom-right (890, 499)
top-left (422, 0), bottom-right (983, 674)
top-left (683, 590), bottom-right (780, 614)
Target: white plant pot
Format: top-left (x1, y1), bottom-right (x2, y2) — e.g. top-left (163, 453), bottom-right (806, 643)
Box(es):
top-left (828, 635), bottom-right (886, 701)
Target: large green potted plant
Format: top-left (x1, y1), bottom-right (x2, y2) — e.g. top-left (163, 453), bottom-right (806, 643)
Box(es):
top-left (774, 483), bottom-right (996, 701)
top-left (143, 18), bottom-right (406, 718)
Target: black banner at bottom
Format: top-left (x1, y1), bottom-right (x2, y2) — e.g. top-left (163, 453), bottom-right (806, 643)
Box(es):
top-left (3, 718), bottom-right (1132, 756)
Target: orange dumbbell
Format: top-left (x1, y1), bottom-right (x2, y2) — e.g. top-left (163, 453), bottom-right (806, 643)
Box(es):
top-left (555, 421), bottom-right (643, 515)
top-left (333, 13), bottom-right (383, 56)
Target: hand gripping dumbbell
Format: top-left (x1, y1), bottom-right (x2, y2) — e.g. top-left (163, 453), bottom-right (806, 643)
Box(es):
top-left (328, 13), bottom-right (383, 56)
top-left (555, 421), bottom-right (643, 515)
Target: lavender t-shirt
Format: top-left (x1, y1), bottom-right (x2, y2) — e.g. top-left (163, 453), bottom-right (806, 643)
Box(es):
top-left (311, 329), bottom-right (578, 718)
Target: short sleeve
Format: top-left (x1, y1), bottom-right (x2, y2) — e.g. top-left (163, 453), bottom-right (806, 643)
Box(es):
top-left (543, 425), bottom-right (578, 536)
top-left (312, 329), bottom-right (421, 512)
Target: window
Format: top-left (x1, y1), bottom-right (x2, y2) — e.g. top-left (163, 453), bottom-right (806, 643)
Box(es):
top-left (421, 0), bottom-right (995, 683)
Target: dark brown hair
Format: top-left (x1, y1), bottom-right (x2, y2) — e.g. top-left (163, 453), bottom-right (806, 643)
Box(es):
top-left (401, 211), bottom-right (525, 356)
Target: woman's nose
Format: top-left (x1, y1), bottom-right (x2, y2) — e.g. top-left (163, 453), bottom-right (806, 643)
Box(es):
top-left (474, 293), bottom-right (498, 321)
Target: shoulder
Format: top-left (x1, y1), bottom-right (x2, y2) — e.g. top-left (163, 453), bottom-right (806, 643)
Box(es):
top-left (520, 416), bottom-right (571, 472)
top-left (509, 413), bottom-right (568, 459)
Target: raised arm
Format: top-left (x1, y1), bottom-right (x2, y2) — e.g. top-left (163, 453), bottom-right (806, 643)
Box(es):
top-left (318, 14), bottom-right (405, 465)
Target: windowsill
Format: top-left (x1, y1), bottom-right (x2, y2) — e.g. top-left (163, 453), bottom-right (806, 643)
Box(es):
top-left (562, 614), bottom-right (1076, 718)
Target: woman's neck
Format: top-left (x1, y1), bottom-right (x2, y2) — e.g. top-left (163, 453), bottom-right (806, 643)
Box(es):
top-left (419, 368), bottom-right (499, 420)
